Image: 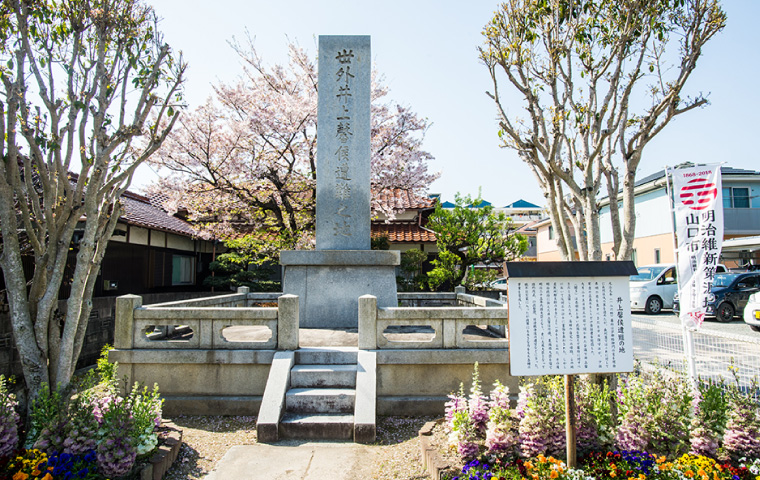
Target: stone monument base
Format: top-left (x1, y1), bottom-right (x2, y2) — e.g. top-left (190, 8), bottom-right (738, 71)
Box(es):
top-left (280, 250), bottom-right (400, 328)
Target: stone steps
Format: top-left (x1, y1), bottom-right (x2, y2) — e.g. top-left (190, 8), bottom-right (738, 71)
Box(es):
top-left (278, 413), bottom-right (354, 440)
top-left (295, 346), bottom-right (358, 365)
top-left (280, 347), bottom-right (360, 441)
top-left (258, 346), bottom-right (375, 443)
top-left (291, 364), bottom-right (357, 388)
top-left (285, 387), bottom-right (355, 413)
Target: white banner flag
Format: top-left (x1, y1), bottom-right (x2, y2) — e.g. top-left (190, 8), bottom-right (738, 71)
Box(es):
top-left (672, 165), bottom-right (723, 329)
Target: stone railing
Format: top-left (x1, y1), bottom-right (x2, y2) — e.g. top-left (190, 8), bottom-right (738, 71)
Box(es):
top-left (358, 288), bottom-right (509, 350)
top-left (144, 287), bottom-right (280, 308)
top-left (114, 287), bottom-right (299, 351)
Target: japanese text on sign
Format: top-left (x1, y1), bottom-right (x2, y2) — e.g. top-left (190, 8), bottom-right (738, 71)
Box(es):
top-left (508, 277), bottom-right (633, 376)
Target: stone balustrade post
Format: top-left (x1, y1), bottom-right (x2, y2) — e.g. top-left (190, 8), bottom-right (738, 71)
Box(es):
top-left (358, 295), bottom-right (378, 350)
top-left (115, 295), bottom-right (142, 349)
top-left (454, 285), bottom-right (465, 305)
top-left (236, 286), bottom-right (250, 307)
top-left (277, 294), bottom-right (299, 350)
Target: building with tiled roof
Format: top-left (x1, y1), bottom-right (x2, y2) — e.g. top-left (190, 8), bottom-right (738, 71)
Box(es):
top-left (371, 189), bottom-right (438, 254)
top-left (95, 190), bottom-right (217, 297)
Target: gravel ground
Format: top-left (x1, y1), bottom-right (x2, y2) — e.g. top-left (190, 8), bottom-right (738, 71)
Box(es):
top-left (164, 415), bottom-right (441, 479)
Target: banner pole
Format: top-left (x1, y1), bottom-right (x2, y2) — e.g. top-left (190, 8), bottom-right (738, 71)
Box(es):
top-left (664, 166), bottom-right (698, 386)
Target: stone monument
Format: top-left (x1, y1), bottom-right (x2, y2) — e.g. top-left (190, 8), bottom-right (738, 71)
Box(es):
top-left (280, 35), bottom-right (400, 328)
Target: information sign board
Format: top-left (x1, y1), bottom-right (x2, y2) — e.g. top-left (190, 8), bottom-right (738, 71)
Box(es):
top-left (506, 262), bottom-right (637, 376)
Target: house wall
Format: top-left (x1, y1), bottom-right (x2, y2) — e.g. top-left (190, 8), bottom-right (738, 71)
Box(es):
top-left (601, 232), bottom-right (675, 266)
top-left (599, 188), bottom-right (671, 244)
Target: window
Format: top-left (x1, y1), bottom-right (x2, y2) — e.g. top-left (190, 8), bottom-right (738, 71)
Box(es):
top-left (631, 249), bottom-right (638, 267)
top-left (548, 225), bottom-right (554, 240)
top-left (654, 248), bottom-right (661, 264)
top-left (172, 255), bottom-right (196, 285)
top-left (723, 187), bottom-right (750, 208)
top-left (659, 267), bottom-right (677, 285)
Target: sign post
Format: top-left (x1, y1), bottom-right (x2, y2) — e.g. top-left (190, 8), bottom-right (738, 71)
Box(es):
top-left (505, 261), bottom-right (637, 467)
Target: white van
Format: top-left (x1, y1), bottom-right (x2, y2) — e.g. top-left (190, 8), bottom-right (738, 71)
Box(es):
top-left (630, 264), bottom-right (678, 314)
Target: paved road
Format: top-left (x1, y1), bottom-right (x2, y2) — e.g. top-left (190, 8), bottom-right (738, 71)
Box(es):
top-left (631, 310), bottom-right (760, 388)
top-left (631, 310), bottom-right (758, 337)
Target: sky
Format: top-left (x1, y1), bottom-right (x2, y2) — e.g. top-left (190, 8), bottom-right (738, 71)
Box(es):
top-left (139, 0), bottom-right (760, 208)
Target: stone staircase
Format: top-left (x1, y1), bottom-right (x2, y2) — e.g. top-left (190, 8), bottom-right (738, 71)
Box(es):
top-left (279, 347), bottom-right (358, 440)
top-left (256, 346), bottom-right (376, 443)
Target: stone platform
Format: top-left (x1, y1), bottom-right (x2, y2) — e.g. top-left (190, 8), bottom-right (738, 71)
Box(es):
top-left (280, 250), bottom-right (399, 328)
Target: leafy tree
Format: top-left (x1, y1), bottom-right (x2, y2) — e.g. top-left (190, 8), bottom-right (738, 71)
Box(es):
top-left (148, 39), bottom-right (439, 262)
top-left (481, 0), bottom-right (725, 260)
top-left (0, 0), bottom-right (185, 399)
top-left (203, 236), bottom-right (280, 292)
top-left (397, 248), bottom-right (428, 292)
top-left (426, 194), bottom-right (527, 290)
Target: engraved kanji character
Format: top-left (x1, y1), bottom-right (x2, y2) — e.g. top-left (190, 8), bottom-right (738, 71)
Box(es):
top-left (336, 66), bottom-right (354, 85)
top-left (336, 85), bottom-right (352, 104)
top-left (336, 121), bottom-right (352, 143)
top-left (335, 146), bottom-right (349, 162)
top-left (336, 49), bottom-right (354, 64)
top-left (334, 219), bottom-right (352, 237)
top-left (335, 183), bottom-right (351, 200)
top-left (335, 163), bottom-right (351, 181)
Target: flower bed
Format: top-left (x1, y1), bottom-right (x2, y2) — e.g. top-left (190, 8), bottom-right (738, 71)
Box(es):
top-left (425, 363), bottom-right (760, 480)
top-left (0, 348), bottom-right (181, 479)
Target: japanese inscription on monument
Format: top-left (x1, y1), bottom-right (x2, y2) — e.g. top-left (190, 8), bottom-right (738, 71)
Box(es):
top-left (506, 262), bottom-right (635, 376)
top-left (316, 36), bottom-right (371, 250)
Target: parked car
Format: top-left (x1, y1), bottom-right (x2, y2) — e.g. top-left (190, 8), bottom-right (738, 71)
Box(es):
top-left (630, 264), bottom-right (678, 314)
top-left (674, 272), bottom-right (760, 322)
top-left (744, 292), bottom-right (760, 332)
top-left (489, 277), bottom-right (507, 291)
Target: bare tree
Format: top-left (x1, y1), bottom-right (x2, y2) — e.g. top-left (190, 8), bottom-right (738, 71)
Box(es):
top-left (481, 0), bottom-right (726, 260)
top-left (0, 0), bottom-right (185, 400)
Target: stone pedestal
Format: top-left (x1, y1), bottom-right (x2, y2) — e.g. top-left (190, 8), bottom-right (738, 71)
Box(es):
top-left (281, 250), bottom-right (399, 328)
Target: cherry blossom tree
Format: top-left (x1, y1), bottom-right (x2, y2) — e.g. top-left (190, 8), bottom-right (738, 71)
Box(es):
top-left (149, 40), bottom-right (438, 260)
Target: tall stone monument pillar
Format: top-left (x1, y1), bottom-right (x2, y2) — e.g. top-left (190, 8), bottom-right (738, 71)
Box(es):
top-left (280, 36), bottom-right (399, 328)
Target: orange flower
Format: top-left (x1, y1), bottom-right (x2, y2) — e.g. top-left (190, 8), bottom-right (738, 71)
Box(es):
top-left (685, 470), bottom-right (695, 478)
top-left (611, 471), bottom-right (617, 478)
top-left (41, 475), bottom-right (53, 480)
top-left (13, 473), bottom-right (29, 480)
top-left (538, 454), bottom-right (547, 463)
top-left (550, 470), bottom-right (559, 479)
